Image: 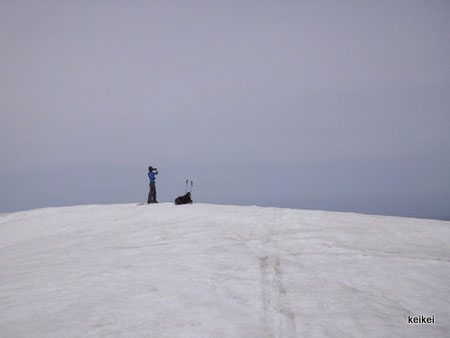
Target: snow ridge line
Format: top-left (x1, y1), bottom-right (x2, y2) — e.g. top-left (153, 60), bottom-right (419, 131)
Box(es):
top-left (258, 208), bottom-right (298, 338)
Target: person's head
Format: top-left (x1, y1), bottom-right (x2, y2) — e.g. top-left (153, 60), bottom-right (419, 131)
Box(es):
top-left (148, 166), bottom-right (153, 172)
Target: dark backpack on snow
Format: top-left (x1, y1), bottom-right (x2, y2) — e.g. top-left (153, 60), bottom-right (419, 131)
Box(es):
top-left (174, 192), bottom-right (192, 205)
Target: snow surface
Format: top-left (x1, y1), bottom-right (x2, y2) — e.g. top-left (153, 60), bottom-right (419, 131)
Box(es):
top-left (0, 203), bottom-right (449, 337)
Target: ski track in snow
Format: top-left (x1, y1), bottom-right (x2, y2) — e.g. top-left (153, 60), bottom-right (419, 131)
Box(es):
top-left (257, 208), bottom-right (298, 338)
top-left (0, 203), bottom-right (449, 338)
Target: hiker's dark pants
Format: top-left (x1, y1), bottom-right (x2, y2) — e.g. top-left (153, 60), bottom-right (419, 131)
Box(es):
top-left (148, 181), bottom-right (157, 203)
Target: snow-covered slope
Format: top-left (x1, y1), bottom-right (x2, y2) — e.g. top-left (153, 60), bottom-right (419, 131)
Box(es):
top-left (0, 203), bottom-right (448, 337)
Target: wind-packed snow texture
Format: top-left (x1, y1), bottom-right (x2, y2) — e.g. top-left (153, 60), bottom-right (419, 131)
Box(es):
top-left (0, 203), bottom-right (449, 337)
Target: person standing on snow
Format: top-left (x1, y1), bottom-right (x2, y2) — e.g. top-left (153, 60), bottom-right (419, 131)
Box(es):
top-left (147, 166), bottom-right (159, 204)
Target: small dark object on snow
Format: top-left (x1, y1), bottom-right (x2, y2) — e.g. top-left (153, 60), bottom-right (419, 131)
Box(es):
top-left (174, 192), bottom-right (192, 205)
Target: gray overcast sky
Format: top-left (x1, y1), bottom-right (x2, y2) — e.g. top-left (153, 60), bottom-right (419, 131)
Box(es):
top-left (1, 0), bottom-right (449, 219)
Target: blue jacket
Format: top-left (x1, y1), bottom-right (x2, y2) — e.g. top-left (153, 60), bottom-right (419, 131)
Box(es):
top-left (148, 170), bottom-right (158, 182)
